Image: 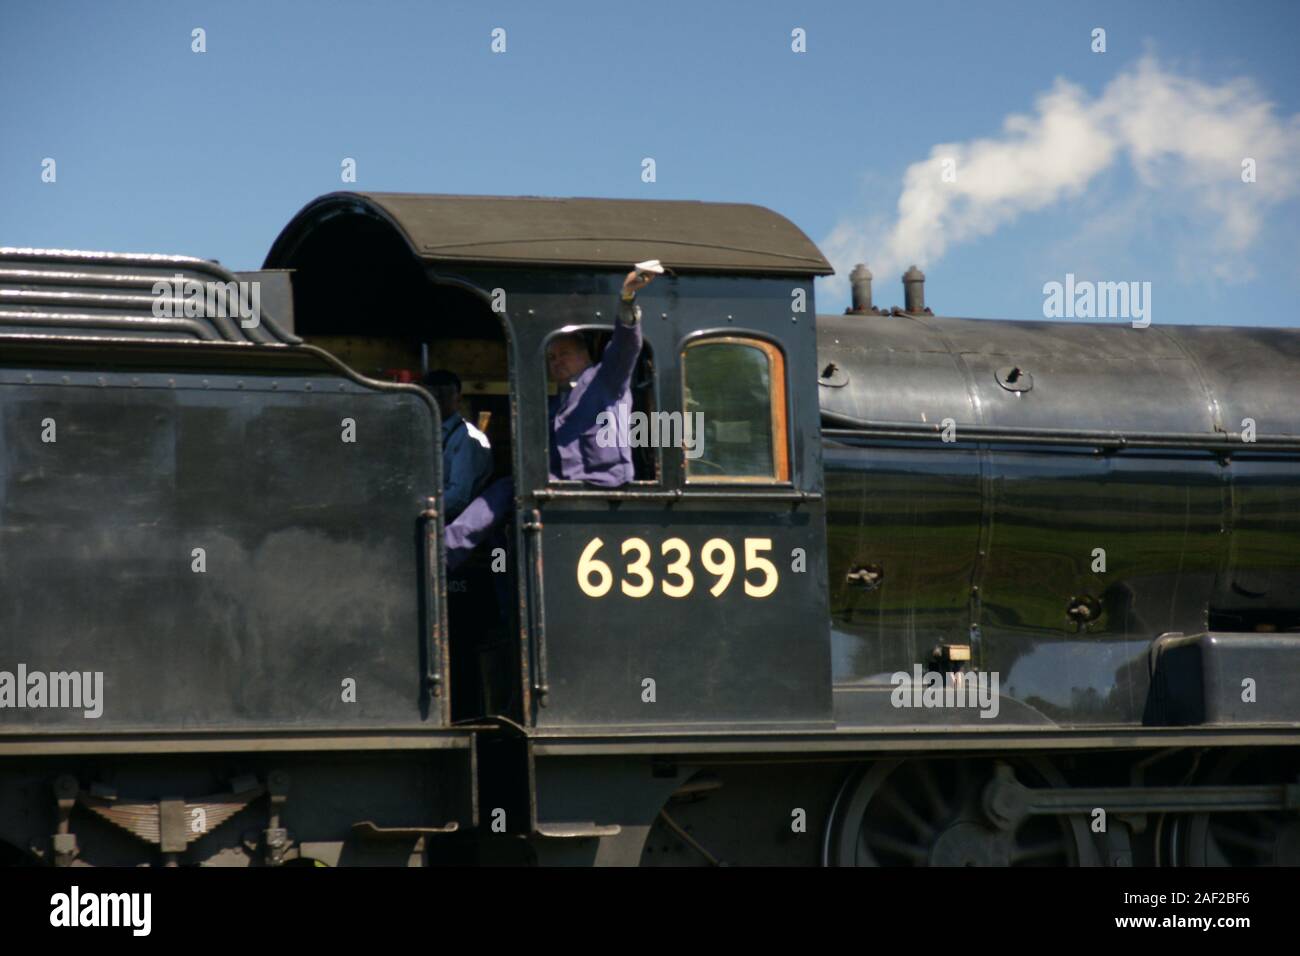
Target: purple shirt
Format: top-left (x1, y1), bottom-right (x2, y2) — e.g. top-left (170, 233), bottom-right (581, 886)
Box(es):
top-left (548, 297), bottom-right (642, 487)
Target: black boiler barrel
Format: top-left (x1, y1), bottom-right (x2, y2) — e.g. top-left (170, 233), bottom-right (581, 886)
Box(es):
top-left (816, 312), bottom-right (1300, 725)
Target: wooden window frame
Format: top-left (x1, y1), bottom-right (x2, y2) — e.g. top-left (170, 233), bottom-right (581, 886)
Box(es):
top-left (681, 335), bottom-right (790, 484)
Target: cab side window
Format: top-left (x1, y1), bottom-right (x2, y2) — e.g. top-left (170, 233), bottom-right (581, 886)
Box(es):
top-left (681, 336), bottom-right (789, 482)
top-left (544, 327), bottom-right (659, 482)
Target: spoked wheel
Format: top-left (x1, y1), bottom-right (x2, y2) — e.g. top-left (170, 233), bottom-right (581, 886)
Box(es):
top-left (1169, 752), bottom-right (1300, 866)
top-left (822, 758), bottom-right (1096, 866)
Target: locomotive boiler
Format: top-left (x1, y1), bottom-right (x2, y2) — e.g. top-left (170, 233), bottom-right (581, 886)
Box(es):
top-left (1, 191), bottom-right (1298, 867)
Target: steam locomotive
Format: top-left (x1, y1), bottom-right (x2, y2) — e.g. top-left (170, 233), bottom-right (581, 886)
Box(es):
top-left (1, 191), bottom-right (1297, 867)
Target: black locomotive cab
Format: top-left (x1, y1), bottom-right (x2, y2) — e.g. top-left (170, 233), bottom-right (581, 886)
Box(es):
top-left (265, 192), bottom-right (837, 732)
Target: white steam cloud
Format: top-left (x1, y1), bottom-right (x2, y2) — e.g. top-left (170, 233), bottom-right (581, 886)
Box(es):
top-left (822, 56), bottom-right (1300, 298)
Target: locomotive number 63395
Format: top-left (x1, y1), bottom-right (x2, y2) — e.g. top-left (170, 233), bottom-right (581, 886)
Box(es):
top-left (576, 537), bottom-right (779, 599)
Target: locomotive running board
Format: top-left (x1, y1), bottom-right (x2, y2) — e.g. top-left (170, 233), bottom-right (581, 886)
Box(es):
top-left (526, 725), bottom-right (1300, 757)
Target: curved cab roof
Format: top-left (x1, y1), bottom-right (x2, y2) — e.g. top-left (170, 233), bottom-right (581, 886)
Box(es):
top-left (265, 191), bottom-right (833, 276)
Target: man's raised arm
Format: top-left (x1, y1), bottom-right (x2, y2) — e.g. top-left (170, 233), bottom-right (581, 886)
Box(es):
top-left (594, 268), bottom-right (656, 395)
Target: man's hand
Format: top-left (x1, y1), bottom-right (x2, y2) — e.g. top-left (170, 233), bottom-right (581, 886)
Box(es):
top-left (622, 269), bottom-right (656, 297)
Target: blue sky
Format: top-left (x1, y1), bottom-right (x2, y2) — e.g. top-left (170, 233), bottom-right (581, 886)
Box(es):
top-left (2, 1), bottom-right (1297, 324)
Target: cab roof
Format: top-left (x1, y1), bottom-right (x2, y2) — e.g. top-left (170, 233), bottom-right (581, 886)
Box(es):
top-left (265, 191), bottom-right (833, 277)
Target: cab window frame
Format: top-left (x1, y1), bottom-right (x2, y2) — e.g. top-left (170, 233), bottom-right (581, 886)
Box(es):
top-left (679, 331), bottom-right (791, 486)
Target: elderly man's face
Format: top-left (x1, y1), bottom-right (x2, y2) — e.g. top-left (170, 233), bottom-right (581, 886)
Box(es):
top-left (546, 335), bottom-right (592, 383)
